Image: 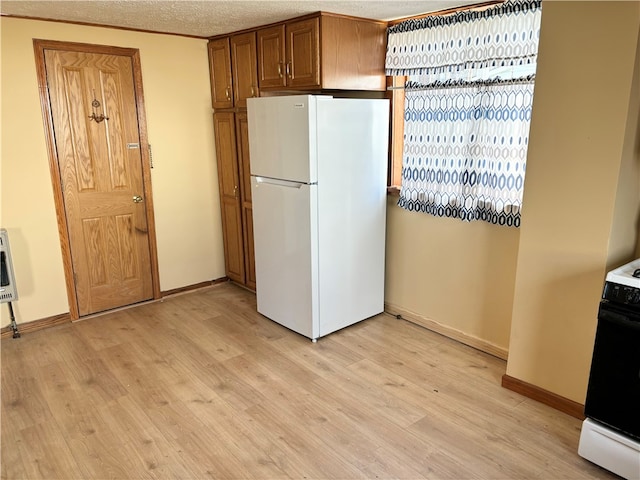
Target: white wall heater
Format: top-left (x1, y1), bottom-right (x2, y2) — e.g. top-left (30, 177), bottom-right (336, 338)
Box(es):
top-left (1, 228), bottom-right (21, 337)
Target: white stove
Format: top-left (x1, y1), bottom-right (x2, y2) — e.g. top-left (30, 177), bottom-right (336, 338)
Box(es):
top-left (578, 259), bottom-right (640, 480)
top-left (604, 257), bottom-right (640, 288)
top-left (579, 419), bottom-right (640, 479)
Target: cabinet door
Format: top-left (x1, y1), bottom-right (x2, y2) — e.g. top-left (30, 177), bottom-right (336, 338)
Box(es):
top-left (208, 38), bottom-right (233, 109)
top-left (286, 17), bottom-right (320, 88)
top-left (235, 113), bottom-right (256, 290)
top-left (230, 32), bottom-right (259, 109)
top-left (257, 25), bottom-right (286, 89)
top-left (213, 113), bottom-right (245, 284)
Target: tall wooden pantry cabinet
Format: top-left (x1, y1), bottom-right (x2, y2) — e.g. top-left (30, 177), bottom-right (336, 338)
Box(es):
top-left (208, 33), bottom-right (258, 290)
top-left (208, 12), bottom-right (387, 291)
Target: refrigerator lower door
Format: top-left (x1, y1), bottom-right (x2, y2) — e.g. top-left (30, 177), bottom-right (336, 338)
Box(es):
top-left (251, 176), bottom-right (319, 339)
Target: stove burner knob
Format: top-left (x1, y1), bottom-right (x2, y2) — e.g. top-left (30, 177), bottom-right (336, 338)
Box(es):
top-left (626, 291), bottom-right (640, 303)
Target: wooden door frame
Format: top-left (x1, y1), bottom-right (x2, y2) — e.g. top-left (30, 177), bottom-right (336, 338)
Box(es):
top-left (33, 39), bottom-right (161, 320)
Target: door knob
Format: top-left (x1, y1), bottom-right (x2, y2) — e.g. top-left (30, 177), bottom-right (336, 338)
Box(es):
top-left (133, 195), bottom-right (143, 203)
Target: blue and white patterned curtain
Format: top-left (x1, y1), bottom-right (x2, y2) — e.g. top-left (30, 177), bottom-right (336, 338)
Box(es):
top-left (385, 0), bottom-right (542, 226)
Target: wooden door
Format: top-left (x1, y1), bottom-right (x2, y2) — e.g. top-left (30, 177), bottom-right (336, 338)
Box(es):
top-left (257, 25), bottom-right (286, 89)
top-left (208, 38), bottom-right (233, 109)
top-left (43, 48), bottom-right (154, 316)
top-left (235, 113), bottom-right (256, 290)
top-left (213, 113), bottom-right (245, 284)
top-left (286, 17), bottom-right (321, 88)
top-left (230, 32), bottom-right (259, 108)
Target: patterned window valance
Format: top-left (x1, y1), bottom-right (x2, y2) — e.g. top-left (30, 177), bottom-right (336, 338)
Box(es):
top-left (385, 0), bottom-right (542, 81)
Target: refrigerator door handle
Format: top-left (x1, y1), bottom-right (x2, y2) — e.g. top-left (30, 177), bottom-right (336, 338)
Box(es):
top-left (254, 176), bottom-right (309, 189)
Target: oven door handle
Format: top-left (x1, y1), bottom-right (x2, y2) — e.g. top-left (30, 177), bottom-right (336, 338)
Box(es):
top-left (598, 307), bottom-right (640, 331)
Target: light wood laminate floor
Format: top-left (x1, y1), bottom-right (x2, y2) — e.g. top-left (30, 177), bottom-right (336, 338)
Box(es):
top-left (1, 283), bottom-right (615, 479)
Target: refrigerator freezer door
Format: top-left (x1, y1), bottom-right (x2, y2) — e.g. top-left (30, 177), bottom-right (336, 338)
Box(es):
top-left (251, 176), bottom-right (319, 339)
top-left (247, 95), bottom-right (319, 183)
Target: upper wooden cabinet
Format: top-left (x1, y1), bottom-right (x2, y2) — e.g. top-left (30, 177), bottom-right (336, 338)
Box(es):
top-left (230, 32), bottom-right (259, 108)
top-left (208, 38), bottom-right (233, 109)
top-left (286, 18), bottom-right (321, 88)
top-left (257, 18), bottom-right (320, 89)
top-left (209, 33), bottom-right (259, 110)
top-left (257, 25), bottom-right (287, 89)
top-left (257, 13), bottom-right (387, 91)
top-left (319, 14), bottom-right (387, 91)
top-left (210, 12), bottom-right (387, 97)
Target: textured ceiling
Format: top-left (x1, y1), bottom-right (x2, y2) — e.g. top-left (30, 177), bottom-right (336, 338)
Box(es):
top-left (0, 0), bottom-right (480, 38)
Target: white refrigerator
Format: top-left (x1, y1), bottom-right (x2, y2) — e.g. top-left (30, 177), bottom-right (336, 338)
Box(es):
top-left (247, 94), bottom-right (389, 341)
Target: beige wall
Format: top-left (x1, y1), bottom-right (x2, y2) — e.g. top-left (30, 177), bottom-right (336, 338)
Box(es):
top-left (608, 21), bottom-right (640, 270)
top-left (385, 197), bottom-right (520, 353)
top-left (507, 1), bottom-right (640, 403)
top-left (0, 18), bottom-right (225, 326)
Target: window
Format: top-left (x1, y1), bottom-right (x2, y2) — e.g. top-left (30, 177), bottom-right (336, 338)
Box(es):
top-left (386, 0), bottom-right (542, 227)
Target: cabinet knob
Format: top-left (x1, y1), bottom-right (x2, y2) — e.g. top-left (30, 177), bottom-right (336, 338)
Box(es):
top-left (225, 87), bottom-right (231, 101)
top-left (286, 62), bottom-right (291, 77)
top-left (251, 85), bottom-right (256, 97)
top-left (277, 63), bottom-right (283, 78)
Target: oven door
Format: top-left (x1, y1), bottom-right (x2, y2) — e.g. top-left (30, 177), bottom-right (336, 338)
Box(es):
top-left (584, 302), bottom-right (640, 440)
